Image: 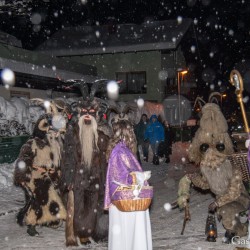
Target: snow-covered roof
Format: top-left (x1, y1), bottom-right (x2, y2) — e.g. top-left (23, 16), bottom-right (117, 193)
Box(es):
top-left (0, 31), bottom-right (22, 48)
top-left (0, 43), bottom-right (98, 82)
top-left (37, 18), bottom-right (193, 56)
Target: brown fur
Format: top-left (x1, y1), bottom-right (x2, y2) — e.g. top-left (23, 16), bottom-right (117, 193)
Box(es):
top-left (106, 119), bottom-right (137, 160)
top-left (199, 103), bottom-right (229, 134)
top-left (66, 190), bottom-right (77, 246)
top-left (201, 152), bottom-right (233, 196)
top-left (187, 103), bottom-right (249, 237)
top-left (14, 130), bottom-right (66, 228)
top-left (31, 133), bottom-right (61, 168)
top-left (25, 191), bottom-right (66, 225)
top-left (61, 119), bottom-right (110, 245)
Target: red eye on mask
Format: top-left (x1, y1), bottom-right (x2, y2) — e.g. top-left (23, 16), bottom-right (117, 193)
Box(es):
top-left (81, 109), bottom-right (88, 115)
top-left (88, 109), bottom-right (96, 116)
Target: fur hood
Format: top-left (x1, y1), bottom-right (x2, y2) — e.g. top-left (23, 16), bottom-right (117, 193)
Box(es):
top-left (200, 103), bottom-right (228, 134)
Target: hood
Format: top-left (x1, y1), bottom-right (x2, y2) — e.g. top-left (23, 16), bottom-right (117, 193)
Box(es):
top-left (149, 114), bottom-right (158, 122)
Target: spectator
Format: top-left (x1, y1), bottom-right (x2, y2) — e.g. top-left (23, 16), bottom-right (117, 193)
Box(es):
top-left (158, 120), bottom-right (173, 163)
top-left (134, 114), bottom-right (149, 162)
top-left (144, 114), bottom-right (165, 165)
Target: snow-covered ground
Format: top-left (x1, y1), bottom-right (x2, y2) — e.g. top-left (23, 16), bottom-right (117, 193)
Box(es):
top-left (0, 142), bottom-right (248, 250)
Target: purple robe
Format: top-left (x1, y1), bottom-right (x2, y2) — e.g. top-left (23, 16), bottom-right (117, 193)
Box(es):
top-left (104, 142), bottom-right (145, 210)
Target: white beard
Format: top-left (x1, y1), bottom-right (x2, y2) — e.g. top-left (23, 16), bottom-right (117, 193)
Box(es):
top-left (78, 115), bottom-right (99, 168)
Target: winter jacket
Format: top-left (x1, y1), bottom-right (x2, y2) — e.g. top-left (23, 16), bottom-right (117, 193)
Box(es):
top-left (144, 115), bottom-right (164, 144)
top-left (135, 119), bottom-right (149, 144)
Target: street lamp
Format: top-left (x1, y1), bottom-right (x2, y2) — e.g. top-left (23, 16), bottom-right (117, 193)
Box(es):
top-left (177, 69), bottom-right (188, 127)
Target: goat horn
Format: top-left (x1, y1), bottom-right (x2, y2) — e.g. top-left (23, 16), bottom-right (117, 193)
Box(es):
top-left (54, 99), bottom-right (66, 110)
top-left (50, 102), bottom-right (59, 115)
top-left (73, 82), bottom-right (89, 100)
top-left (89, 79), bottom-right (107, 100)
top-left (38, 119), bottom-right (49, 132)
top-left (122, 104), bottom-right (137, 114)
top-left (30, 98), bottom-right (51, 113)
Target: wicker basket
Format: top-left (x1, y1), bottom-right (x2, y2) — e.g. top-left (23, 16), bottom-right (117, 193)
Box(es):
top-left (229, 152), bottom-right (250, 192)
top-left (229, 152), bottom-right (249, 181)
top-left (112, 185), bottom-right (153, 212)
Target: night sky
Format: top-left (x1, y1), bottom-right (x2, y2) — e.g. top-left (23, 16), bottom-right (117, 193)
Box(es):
top-left (1, 0), bottom-right (250, 98)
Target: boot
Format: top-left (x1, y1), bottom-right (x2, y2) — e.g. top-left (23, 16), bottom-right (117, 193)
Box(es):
top-left (223, 230), bottom-right (235, 244)
top-left (79, 237), bottom-right (91, 245)
top-left (153, 155), bottom-right (159, 165)
top-left (27, 225), bottom-right (39, 236)
top-left (165, 156), bottom-right (170, 163)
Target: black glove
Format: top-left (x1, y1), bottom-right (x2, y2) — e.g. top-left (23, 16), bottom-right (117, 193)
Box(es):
top-left (208, 201), bottom-right (218, 212)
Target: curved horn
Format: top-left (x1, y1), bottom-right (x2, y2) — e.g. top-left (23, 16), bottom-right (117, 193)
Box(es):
top-left (30, 98), bottom-right (51, 113)
top-left (107, 104), bottom-right (121, 115)
top-left (54, 99), bottom-right (66, 110)
top-left (38, 119), bottom-right (49, 132)
top-left (89, 79), bottom-right (107, 100)
top-left (50, 102), bottom-right (59, 115)
top-left (122, 104), bottom-right (137, 114)
top-left (73, 82), bottom-right (89, 100)
top-left (208, 92), bottom-right (222, 104)
top-left (193, 96), bottom-right (206, 110)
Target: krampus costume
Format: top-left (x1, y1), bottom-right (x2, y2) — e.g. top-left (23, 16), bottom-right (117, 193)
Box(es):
top-left (60, 82), bottom-right (112, 246)
top-left (177, 103), bottom-right (250, 243)
top-left (14, 106), bottom-right (67, 236)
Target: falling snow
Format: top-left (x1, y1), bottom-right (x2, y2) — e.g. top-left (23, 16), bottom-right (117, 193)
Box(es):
top-left (0, 142), bottom-right (247, 249)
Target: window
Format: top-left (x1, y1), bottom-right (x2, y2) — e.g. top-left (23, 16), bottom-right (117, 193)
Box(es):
top-left (10, 90), bottom-right (30, 99)
top-left (116, 71), bottom-right (147, 94)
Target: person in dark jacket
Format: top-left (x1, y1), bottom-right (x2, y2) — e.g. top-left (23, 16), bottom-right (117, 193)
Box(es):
top-left (134, 114), bottom-right (149, 162)
top-left (144, 114), bottom-right (164, 165)
top-left (158, 120), bottom-right (173, 163)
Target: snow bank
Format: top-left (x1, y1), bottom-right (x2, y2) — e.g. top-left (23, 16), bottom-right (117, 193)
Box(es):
top-left (0, 96), bottom-right (45, 136)
top-left (0, 162), bottom-right (14, 188)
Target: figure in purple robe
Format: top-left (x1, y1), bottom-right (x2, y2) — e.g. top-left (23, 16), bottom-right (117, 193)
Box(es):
top-left (104, 119), bottom-right (152, 250)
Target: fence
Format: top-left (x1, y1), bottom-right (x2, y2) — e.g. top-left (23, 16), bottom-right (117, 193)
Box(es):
top-left (0, 136), bottom-right (29, 164)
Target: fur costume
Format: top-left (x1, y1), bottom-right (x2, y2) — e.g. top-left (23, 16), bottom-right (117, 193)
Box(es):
top-left (178, 103), bottom-right (250, 241)
top-left (60, 90), bottom-right (112, 246)
top-left (14, 114), bottom-right (67, 233)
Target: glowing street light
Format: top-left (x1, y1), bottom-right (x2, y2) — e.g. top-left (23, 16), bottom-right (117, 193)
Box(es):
top-left (177, 69), bottom-right (188, 127)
